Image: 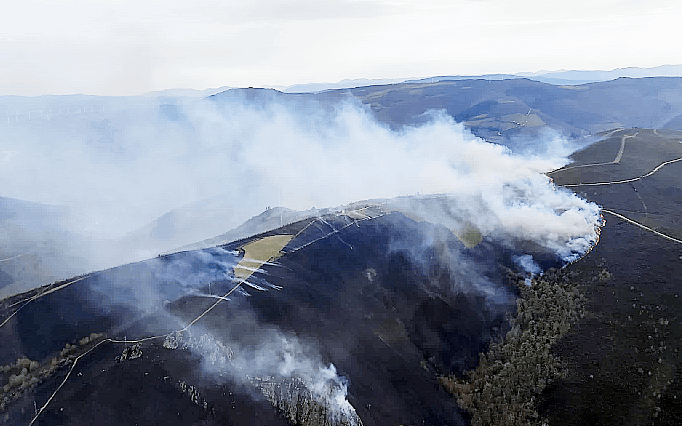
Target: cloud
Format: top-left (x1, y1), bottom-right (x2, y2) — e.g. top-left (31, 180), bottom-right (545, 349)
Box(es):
top-left (231, 0), bottom-right (390, 21)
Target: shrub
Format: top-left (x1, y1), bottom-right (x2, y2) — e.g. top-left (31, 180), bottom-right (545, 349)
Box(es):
top-left (440, 269), bottom-right (591, 425)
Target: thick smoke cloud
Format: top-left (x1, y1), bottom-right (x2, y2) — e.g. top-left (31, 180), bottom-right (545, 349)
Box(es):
top-left (2, 92), bottom-right (602, 421)
top-left (1, 96), bottom-right (582, 234)
top-left (1, 93), bottom-right (599, 295)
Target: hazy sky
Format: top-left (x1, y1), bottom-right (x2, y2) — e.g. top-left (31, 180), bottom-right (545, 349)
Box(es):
top-left (1, 0), bottom-right (681, 95)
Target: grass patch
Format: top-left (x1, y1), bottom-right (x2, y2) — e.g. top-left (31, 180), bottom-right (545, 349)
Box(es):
top-left (234, 235), bottom-right (293, 281)
top-left (453, 226), bottom-right (483, 248)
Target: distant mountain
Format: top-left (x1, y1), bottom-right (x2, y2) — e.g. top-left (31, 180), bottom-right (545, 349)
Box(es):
top-left (140, 79), bottom-right (407, 97)
top-left (143, 86), bottom-right (233, 98)
top-left (208, 77), bottom-right (682, 146)
top-left (404, 74), bottom-right (522, 84)
top-left (518, 64), bottom-right (682, 85)
top-left (403, 65), bottom-right (682, 86)
top-left (282, 78), bottom-right (408, 93)
top-left (339, 77), bottom-right (682, 144)
top-left (116, 194), bottom-right (251, 261)
top-left (172, 206), bottom-right (320, 254)
top-left (277, 65), bottom-right (682, 94)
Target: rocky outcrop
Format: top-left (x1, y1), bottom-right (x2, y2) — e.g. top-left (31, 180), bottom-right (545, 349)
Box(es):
top-left (249, 375), bottom-right (363, 426)
top-left (163, 330), bottom-right (361, 426)
top-left (116, 342), bottom-right (142, 362)
top-left (177, 379), bottom-right (208, 410)
top-left (163, 330), bottom-right (234, 366)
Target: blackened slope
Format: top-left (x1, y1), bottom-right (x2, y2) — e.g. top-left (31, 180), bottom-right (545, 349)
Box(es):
top-left (18, 341), bottom-right (291, 426)
top-left (240, 212), bottom-right (530, 426)
top-left (541, 129), bottom-right (682, 425)
top-left (0, 251), bottom-right (292, 425)
top-left (0, 208), bottom-right (558, 426)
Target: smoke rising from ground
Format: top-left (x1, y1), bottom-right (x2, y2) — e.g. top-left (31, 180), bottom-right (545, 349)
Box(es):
top-left (85, 246), bottom-right (361, 423)
top-left (2, 95), bottom-right (585, 235)
top-left (0, 93), bottom-right (604, 422)
top-left (513, 254), bottom-right (542, 276)
top-left (1, 92), bottom-right (599, 295)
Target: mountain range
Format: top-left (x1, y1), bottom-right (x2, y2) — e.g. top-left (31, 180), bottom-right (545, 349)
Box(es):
top-left (1, 74), bottom-right (682, 426)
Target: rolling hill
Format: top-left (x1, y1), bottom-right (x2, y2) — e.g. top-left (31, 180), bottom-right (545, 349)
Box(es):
top-left (2, 77), bottom-right (682, 426)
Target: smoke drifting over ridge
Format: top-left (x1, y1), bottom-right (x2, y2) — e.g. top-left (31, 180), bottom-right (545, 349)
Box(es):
top-left (1, 92), bottom-right (603, 423)
top-left (84, 245), bottom-right (362, 424)
top-left (1, 92), bottom-right (599, 287)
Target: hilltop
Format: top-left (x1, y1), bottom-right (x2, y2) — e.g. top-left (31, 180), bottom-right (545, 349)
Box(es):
top-left (1, 78), bottom-right (681, 426)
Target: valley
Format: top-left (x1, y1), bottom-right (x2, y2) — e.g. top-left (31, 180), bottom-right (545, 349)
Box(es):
top-left (1, 79), bottom-right (681, 426)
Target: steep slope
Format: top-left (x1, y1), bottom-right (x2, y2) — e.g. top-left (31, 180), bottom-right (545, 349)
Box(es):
top-left (0, 199), bottom-right (574, 426)
top-left (536, 129), bottom-right (682, 425)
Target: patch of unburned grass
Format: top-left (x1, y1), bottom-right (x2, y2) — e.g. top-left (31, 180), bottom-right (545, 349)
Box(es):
top-left (453, 226), bottom-right (483, 248)
top-left (234, 235), bottom-right (293, 281)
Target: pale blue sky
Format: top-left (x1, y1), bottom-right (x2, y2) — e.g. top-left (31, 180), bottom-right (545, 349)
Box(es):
top-left (1, 0), bottom-right (680, 95)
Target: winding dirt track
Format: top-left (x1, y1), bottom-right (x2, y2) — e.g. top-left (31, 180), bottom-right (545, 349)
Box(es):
top-left (562, 156), bottom-right (682, 187)
top-left (602, 209), bottom-right (682, 244)
top-left (552, 132), bottom-right (637, 173)
top-left (555, 129), bottom-right (682, 245)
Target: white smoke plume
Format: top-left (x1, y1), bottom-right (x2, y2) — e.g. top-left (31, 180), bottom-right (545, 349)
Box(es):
top-left (513, 254), bottom-right (542, 276)
top-left (0, 93), bottom-right (601, 298)
top-left (1, 92), bottom-right (604, 422)
top-left (163, 322), bottom-right (360, 423)
top-left (84, 245), bottom-right (360, 423)
top-left (0, 94), bottom-right (598, 275)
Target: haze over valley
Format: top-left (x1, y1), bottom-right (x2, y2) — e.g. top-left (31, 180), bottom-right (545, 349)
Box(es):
top-left (2, 1), bottom-right (682, 424)
top-left (0, 76), bottom-right (640, 296)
